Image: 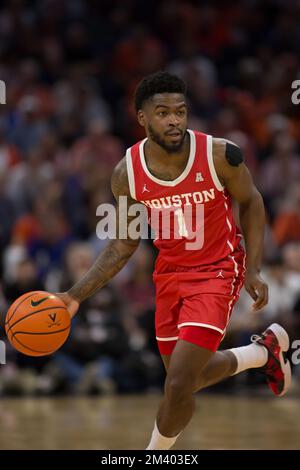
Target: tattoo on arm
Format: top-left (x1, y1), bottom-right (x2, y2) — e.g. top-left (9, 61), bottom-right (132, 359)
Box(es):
top-left (68, 238), bottom-right (137, 302)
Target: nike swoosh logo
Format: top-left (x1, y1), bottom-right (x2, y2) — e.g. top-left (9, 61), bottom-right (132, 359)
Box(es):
top-left (30, 297), bottom-right (49, 308)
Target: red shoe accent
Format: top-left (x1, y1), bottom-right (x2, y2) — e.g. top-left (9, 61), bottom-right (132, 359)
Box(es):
top-left (251, 323), bottom-right (291, 396)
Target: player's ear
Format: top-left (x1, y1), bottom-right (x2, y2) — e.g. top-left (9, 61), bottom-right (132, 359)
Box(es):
top-left (137, 110), bottom-right (145, 127)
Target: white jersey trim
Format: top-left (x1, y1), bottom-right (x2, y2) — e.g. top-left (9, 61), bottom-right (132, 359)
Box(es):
top-left (125, 147), bottom-right (136, 200)
top-left (156, 336), bottom-right (179, 341)
top-left (206, 135), bottom-right (224, 192)
top-left (220, 251), bottom-right (246, 341)
top-left (178, 322), bottom-right (224, 335)
top-left (139, 129), bottom-right (196, 187)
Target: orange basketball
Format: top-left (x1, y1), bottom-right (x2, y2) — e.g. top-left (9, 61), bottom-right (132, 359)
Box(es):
top-left (5, 291), bottom-right (71, 357)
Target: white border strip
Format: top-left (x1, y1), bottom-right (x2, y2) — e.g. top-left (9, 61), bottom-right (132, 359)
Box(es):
top-left (221, 252), bottom-right (245, 340)
top-left (226, 217), bottom-right (232, 231)
top-left (139, 129), bottom-right (196, 187)
top-left (229, 254), bottom-right (239, 295)
top-left (178, 322), bottom-right (224, 335)
top-left (206, 135), bottom-right (224, 192)
top-left (227, 240), bottom-right (234, 252)
top-left (125, 147), bottom-right (136, 199)
top-left (156, 336), bottom-right (179, 341)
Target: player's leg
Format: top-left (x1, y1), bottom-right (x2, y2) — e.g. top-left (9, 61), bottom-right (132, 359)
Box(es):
top-left (147, 338), bottom-right (214, 450)
top-left (161, 345), bottom-right (239, 388)
top-left (163, 323), bottom-right (291, 397)
top-left (194, 340), bottom-right (265, 390)
top-left (193, 323), bottom-right (291, 395)
top-left (160, 330), bottom-right (238, 395)
top-left (150, 326), bottom-right (290, 449)
top-left (161, 354), bottom-right (171, 371)
top-left (161, 273), bottom-right (292, 396)
top-left (162, 330), bottom-right (266, 390)
top-left (160, 330), bottom-right (234, 380)
top-left (185, 342), bottom-right (265, 391)
top-left (169, 266), bottom-right (244, 392)
top-left (148, 280), bottom-right (238, 450)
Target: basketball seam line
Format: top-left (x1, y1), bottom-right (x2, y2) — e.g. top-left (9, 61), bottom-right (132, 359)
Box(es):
top-left (11, 325), bottom-right (71, 338)
top-left (11, 331), bottom-right (69, 354)
top-left (5, 292), bottom-right (38, 325)
top-left (6, 306), bottom-right (68, 332)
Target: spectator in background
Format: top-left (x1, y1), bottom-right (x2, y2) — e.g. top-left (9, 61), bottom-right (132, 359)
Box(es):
top-left (273, 183), bottom-right (300, 246)
top-left (259, 134), bottom-right (300, 217)
top-left (27, 205), bottom-right (73, 281)
top-left (7, 144), bottom-right (54, 216)
top-left (2, 254), bottom-right (44, 302)
top-left (0, 0), bottom-right (300, 396)
top-left (118, 243), bottom-right (164, 391)
top-left (0, 122), bottom-right (22, 171)
top-left (227, 254), bottom-right (300, 346)
top-left (69, 117), bottom-right (124, 192)
top-left (282, 243), bottom-right (300, 273)
top-left (52, 242), bottom-right (130, 394)
top-left (9, 95), bottom-right (49, 155)
top-left (0, 170), bottom-right (15, 252)
top-left (0, 250), bottom-right (51, 395)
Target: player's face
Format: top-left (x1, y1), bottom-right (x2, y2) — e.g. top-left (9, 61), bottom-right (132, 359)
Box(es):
top-left (138, 93), bottom-right (188, 153)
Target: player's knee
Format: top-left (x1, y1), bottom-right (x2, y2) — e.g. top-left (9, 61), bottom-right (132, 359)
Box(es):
top-left (165, 374), bottom-right (194, 403)
top-left (193, 371), bottom-right (208, 391)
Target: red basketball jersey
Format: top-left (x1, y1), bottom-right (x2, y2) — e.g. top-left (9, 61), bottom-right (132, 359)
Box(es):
top-left (126, 130), bottom-right (244, 267)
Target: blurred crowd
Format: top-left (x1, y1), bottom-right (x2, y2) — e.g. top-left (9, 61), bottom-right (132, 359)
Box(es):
top-left (0, 0), bottom-right (300, 396)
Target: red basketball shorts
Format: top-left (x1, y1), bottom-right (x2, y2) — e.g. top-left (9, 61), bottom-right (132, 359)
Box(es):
top-left (153, 249), bottom-right (245, 355)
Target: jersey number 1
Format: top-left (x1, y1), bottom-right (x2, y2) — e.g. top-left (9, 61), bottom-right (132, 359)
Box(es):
top-left (174, 208), bottom-right (188, 237)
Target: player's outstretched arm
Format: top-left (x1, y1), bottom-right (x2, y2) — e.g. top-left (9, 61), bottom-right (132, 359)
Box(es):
top-left (213, 138), bottom-right (268, 312)
top-left (57, 158), bottom-right (140, 318)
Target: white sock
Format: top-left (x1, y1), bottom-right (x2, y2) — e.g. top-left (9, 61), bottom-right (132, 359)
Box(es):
top-left (146, 421), bottom-right (181, 450)
top-left (229, 342), bottom-right (268, 375)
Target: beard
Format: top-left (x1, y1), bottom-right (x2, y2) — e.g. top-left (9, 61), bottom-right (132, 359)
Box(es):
top-left (148, 124), bottom-right (187, 153)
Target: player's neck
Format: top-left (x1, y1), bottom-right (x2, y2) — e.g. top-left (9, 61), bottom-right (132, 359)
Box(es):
top-left (145, 132), bottom-right (190, 167)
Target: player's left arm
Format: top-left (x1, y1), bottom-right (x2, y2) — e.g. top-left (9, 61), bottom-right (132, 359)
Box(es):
top-left (213, 138), bottom-right (268, 311)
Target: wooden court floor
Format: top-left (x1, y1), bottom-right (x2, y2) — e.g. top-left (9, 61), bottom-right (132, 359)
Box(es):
top-left (0, 394), bottom-right (299, 450)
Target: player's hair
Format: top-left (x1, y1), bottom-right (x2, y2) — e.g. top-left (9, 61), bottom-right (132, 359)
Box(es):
top-left (134, 71), bottom-right (187, 112)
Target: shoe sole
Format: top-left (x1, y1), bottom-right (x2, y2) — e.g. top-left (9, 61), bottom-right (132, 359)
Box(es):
top-left (267, 323), bottom-right (292, 396)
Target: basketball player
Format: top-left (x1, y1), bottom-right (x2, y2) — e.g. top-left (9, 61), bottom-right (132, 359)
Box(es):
top-left (57, 72), bottom-right (291, 450)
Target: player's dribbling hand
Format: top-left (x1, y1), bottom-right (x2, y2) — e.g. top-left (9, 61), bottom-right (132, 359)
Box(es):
top-left (55, 292), bottom-right (79, 319)
top-left (244, 269), bottom-right (269, 312)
